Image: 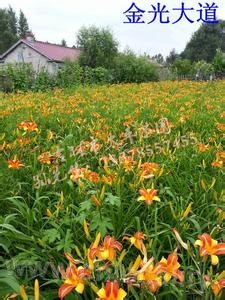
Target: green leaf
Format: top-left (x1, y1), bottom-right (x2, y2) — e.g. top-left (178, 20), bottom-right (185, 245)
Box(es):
top-left (105, 193), bottom-right (121, 207)
top-left (43, 228), bottom-right (60, 244)
top-left (90, 213), bottom-right (113, 236)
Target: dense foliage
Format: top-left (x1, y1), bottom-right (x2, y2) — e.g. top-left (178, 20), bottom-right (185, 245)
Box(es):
top-left (77, 26), bottom-right (118, 69)
top-left (113, 52), bottom-right (159, 83)
top-left (181, 21), bottom-right (225, 62)
top-left (0, 6), bottom-right (30, 54)
top-left (1, 81), bottom-right (225, 299)
top-left (0, 58), bottom-right (159, 92)
top-left (213, 49), bottom-right (225, 77)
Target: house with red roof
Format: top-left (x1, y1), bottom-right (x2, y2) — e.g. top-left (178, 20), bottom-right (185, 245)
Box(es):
top-left (0, 33), bottom-right (80, 74)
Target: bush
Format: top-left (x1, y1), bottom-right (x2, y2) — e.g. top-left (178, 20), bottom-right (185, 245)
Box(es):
top-left (193, 60), bottom-right (214, 79)
top-left (0, 74), bottom-right (13, 92)
top-left (213, 49), bottom-right (225, 77)
top-left (55, 60), bottom-right (82, 88)
top-left (0, 63), bottom-right (34, 91)
top-left (92, 67), bottom-right (112, 84)
top-left (32, 68), bottom-right (55, 91)
top-left (112, 52), bottom-right (159, 83)
top-left (172, 59), bottom-right (193, 77)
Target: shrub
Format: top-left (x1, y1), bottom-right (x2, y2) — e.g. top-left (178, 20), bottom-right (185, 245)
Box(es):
top-left (55, 60), bottom-right (82, 88)
top-left (213, 49), bottom-right (225, 77)
top-left (112, 52), bottom-right (159, 83)
top-left (193, 60), bottom-right (214, 79)
top-left (172, 59), bottom-right (193, 77)
top-left (92, 67), bottom-right (111, 84)
top-left (0, 63), bottom-right (34, 91)
top-left (32, 68), bottom-right (55, 91)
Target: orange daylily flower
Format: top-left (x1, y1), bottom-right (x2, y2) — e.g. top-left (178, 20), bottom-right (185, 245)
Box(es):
top-left (156, 252), bottom-right (184, 282)
top-left (138, 188), bottom-right (160, 205)
top-left (140, 162), bottom-right (159, 178)
top-left (70, 167), bottom-right (85, 182)
top-left (211, 160), bottom-right (223, 168)
top-left (135, 258), bottom-right (163, 294)
top-left (194, 233), bottom-right (225, 265)
top-left (17, 121), bottom-right (38, 132)
top-left (123, 232), bottom-right (146, 254)
top-left (38, 152), bottom-right (57, 165)
top-left (18, 137), bottom-right (31, 147)
top-left (217, 123), bottom-right (225, 132)
top-left (198, 144), bottom-right (210, 152)
top-left (217, 152), bottom-right (225, 162)
top-left (89, 234), bottom-right (122, 266)
top-left (85, 171), bottom-right (99, 183)
top-left (96, 280), bottom-right (127, 300)
top-left (90, 142), bottom-right (102, 153)
top-left (7, 157), bottom-right (24, 169)
top-left (58, 265), bottom-right (91, 299)
top-left (205, 272), bottom-right (225, 296)
top-left (211, 279), bottom-right (225, 296)
top-left (101, 174), bottom-right (116, 185)
top-left (119, 154), bottom-right (135, 172)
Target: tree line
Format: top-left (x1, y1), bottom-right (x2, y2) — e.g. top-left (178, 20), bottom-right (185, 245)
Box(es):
top-left (1, 4), bottom-right (225, 87)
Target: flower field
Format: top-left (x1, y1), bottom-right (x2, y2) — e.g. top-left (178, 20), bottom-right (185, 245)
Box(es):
top-left (0, 80), bottom-right (225, 299)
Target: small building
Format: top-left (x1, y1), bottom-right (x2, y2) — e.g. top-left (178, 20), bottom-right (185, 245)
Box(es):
top-left (0, 34), bottom-right (80, 74)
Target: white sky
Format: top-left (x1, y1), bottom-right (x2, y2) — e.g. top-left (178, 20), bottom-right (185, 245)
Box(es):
top-left (0, 0), bottom-right (224, 57)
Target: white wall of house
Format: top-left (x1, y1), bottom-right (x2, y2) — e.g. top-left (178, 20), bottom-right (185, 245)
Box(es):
top-left (3, 43), bottom-right (58, 74)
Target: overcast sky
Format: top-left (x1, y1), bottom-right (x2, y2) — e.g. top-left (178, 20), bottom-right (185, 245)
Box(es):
top-left (0, 0), bottom-right (224, 57)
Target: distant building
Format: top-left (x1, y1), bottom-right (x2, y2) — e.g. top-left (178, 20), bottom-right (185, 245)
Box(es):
top-left (0, 33), bottom-right (80, 74)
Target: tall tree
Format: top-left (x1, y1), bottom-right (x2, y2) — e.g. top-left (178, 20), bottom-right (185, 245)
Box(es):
top-left (76, 26), bottom-right (118, 69)
top-left (18, 10), bottom-right (29, 38)
top-left (0, 8), bottom-right (17, 54)
top-left (181, 21), bottom-right (225, 62)
top-left (152, 53), bottom-right (164, 64)
top-left (166, 49), bottom-right (179, 65)
top-left (61, 39), bottom-right (67, 47)
top-left (7, 6), bottom-right (17, 36)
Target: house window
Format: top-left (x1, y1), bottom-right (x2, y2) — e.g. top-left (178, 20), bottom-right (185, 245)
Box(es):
top-left (17, 52), bottom-right (24, 62)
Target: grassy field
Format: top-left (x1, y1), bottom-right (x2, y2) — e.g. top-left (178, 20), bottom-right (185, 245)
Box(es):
top-left (0, 81), bottom-right (225, 299)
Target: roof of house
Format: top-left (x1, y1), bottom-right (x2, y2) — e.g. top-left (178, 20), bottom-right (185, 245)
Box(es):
top-left (0, 39), bottom-right (81, 62)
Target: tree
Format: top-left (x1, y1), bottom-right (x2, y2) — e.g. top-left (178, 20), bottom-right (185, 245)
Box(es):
top-left (76, 26), bottom-right (118, 69)
top-left (0, 8), bottom-right (18, 54)
top-left (181, 21), bottom-right (225, 62)
top-left (18, 10), bottom-right (29, 38)
top-left (61, 39), bottom-right (67, 47)
top-left (152, 53), bottom-right (164, 64)
top-left (7, 6), bottom-right (17, 36)
top-left (166, 49), bottom-right (179, 65)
